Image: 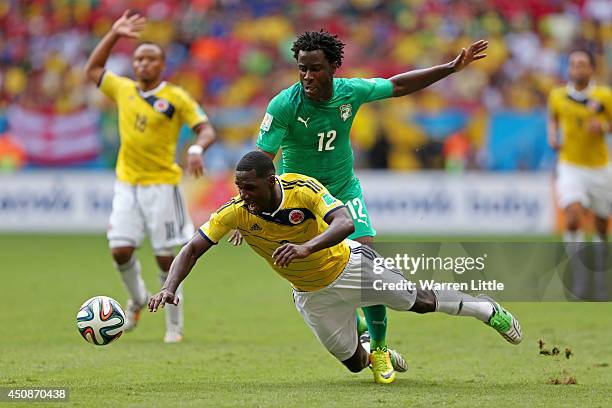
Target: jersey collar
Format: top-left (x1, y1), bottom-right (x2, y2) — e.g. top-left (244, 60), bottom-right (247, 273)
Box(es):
top-left (566, 81), bottom-right (594, 101)
top-left (262, 176), bottom-right (284, 217)
top-left (137, 81), bottom-right (167, 98)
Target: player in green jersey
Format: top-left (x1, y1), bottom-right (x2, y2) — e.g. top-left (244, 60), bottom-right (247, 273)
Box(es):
top-left (252, 30), bottom-right (488, 383)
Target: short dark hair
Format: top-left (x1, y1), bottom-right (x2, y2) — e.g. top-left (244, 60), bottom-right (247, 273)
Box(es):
top-left (569, 48), bottom-right (595, 67)
top-left (292, 30), bottom-right (345, 67)
top-left (236, 151), bottom-right (275, 178)
top-left (135, 42), bottom-right (166, 60)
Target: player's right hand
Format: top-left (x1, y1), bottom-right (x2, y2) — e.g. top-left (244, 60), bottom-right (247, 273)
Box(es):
top-left (228, 230), bottom-right (243, 246)
top-left (148, 290), bottom-right (179, 312)
top-left (112, 10), bottom-right (146, 39)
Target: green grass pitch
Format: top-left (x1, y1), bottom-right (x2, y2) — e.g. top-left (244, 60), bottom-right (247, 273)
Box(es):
top-left (1, 234), bottom-right (611, 407)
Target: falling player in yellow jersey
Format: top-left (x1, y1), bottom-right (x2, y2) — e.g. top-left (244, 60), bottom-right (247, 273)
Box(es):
top-left (547, 49), bottom-right (612, 300)
top-left (149, 151), bottom-right (522, 383)
top-left (85, 10), bottom-right (217, 342)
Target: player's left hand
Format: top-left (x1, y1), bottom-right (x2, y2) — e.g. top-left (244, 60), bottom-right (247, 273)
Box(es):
top-left (272, 243), bottom-right (311, 267)
top-left (451, 40), bottom-right (488, 72)
top-left (148, 290), bottom-right (179, 312)
top-left (228, 230), bottom-right (243, 246)
top-left (587, 118), bottom-right (609, 134)
top-left (187, 154), bottom-right (205, 178)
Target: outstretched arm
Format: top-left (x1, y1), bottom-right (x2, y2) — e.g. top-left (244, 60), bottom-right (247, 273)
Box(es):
top-left (148, 233), bottom-right (212, 311)
top-left (84, 10), bottom-right (146, 84)
top-left (272, 207), bottom-right (355, 267)
top-left (389, 40), bottom-right (488, 97)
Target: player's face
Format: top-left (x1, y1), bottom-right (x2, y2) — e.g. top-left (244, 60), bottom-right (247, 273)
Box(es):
top-left (297, 50), bottom-right (337, 101)
top-left (132, 45), bottom-right (165, 83)
top-left (235, 170), bottom-right (277, 213)
top-left (568, 52), bottom-right (593, 86)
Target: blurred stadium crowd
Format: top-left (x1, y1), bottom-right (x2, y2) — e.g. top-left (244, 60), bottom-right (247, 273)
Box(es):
top-left (0, 0), bottom-right (610, 172)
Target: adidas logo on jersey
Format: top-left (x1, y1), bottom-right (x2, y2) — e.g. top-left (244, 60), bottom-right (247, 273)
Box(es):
top-left (250, 223), bottom-right (262, 231)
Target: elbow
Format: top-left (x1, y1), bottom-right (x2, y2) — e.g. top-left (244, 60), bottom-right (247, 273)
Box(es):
top-left (84, 59), bottom-right (94, 78)
top-left (84, 66), bottom-right (92, 82)
top-left (84, 64), bottom-right (99, 84)
top-left (198, 123), bottom-right (217, 146)
top-left (179, 242), bottom-right (200, 270)
top-left (209, 127), bottom-right (218, 145)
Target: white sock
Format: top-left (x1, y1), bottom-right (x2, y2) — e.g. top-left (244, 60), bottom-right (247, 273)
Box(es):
top-left (160, 271), bottom-right (184, 334)
top-left (592, 234), bottom-right (608, 270)
top-left (433, 290), bottom-right (494, 322)
top-left (592, 235), bottom-right (609, 300)
top-left (116, 255), bottom-right (148, 306)
top-left (564, 230), bottom-right (587, 297)
top-left (564, 230), bottom-right (584, 243)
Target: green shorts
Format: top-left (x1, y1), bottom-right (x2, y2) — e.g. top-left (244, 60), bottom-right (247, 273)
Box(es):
top-left (335, 178), bottom-right (376, 240)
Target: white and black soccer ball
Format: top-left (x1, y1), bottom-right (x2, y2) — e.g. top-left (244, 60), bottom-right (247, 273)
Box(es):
top-left (76, 296), bottom-right (126, 346)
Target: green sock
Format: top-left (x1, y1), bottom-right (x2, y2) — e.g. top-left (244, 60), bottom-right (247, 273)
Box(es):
top-left (362, 305), bottom-right (387, 350)
top-left (355, 312), bottom-right (368, 336)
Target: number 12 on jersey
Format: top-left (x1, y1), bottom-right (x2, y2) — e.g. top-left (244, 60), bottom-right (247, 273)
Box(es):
top-left (317, 130), bottom-right (336, 151)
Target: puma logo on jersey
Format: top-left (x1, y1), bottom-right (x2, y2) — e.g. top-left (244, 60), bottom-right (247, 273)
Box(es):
top-left (297, 117), bottom-right (310, 127)
top-left (356, 218), bottom-right (369, 227)
top-left (250, 223), bottom-right (262, 231)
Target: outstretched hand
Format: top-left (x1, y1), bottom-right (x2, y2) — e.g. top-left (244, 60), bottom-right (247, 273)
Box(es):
top-left (451, 40), bottom-right (488, 72)
top-left (112, 10), bottom-right (146, 39)
top-left (148, 290), bottom-right (179, 312)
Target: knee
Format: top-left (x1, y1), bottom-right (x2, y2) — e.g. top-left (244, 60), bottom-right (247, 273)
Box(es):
top-left (111, 247), bottom-right (134, 265)
top-left (342, 344), bottom-right (369, 373)
top-left (565, 204), bottom-right (583, 231)
top-left (410, 289), bottom-right (436, 314)
top-left (595, 217), bottom-right (608, 238)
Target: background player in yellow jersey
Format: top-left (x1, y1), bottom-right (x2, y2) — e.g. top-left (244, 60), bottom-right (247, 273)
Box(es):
top-left (149, 151), bottom-right (522, 384)
top-left (547, 49), bottom-right (612, 300)
top-left (85, 10), bottom-right (217, 342)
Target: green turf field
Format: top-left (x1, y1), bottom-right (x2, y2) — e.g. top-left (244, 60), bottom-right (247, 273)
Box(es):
top-left (1, 235), bottom-right (611, 407)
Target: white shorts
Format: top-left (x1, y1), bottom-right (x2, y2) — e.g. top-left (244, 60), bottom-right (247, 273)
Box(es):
top-left (556, 162), bottom-right (612, 218)
top-left (292, 240), bottom-right (416, 361)
top-left (107, 180), bottom-right (194, 254)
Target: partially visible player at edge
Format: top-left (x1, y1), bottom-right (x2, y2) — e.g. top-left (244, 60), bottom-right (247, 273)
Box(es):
top-left (248, 30), bottom-right (488, 381)
top-left (547, 48), bottom-right (612, 301)
top-left (84, 10), bottom-right (217, 342)
top-left (149, 151), bottom-right (522, 385)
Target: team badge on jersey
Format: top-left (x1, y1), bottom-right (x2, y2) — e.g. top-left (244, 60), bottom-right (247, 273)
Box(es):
top-left (339, 104), bottom-right (352, 121)
top-left (261, 112), bottom-right (273, 131)
top-left (153, 98), bottom-right (170, 113)
top-left (289, 209), bottom-right (305, 224)
top-left (586, 99), bottom-right (604, 113)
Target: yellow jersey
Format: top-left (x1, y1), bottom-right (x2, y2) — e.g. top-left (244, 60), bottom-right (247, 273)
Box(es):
top-left (548, 84), bottom-right (612, 167)
top-left (99, 70), bottom-right (208, 185)
top-left (199, 173), bottom-right (351, 291)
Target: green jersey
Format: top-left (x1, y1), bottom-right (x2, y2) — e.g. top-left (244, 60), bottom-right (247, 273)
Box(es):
top-left (256, 77), bottom-right (393, 198)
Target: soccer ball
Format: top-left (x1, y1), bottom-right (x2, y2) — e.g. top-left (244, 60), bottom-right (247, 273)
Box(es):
top-left (76, 296), bottom-right (126, 346)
